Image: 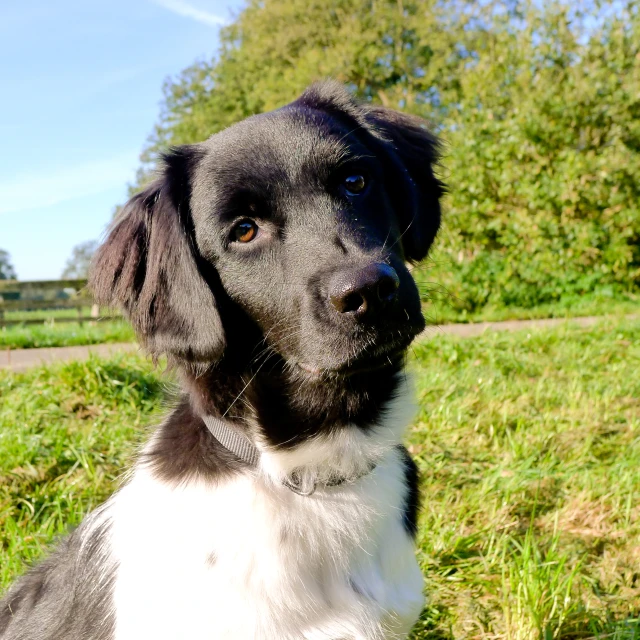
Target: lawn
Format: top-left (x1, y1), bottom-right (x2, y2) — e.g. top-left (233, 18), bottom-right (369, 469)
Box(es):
top-left (1, 293), bottom-right (638, 350)
top-left (0, 317), bottom-right (638, 638)
top-left (0, 320), bottom-right (135, 349)
top-left (414, 276), bottom-right (640, 325)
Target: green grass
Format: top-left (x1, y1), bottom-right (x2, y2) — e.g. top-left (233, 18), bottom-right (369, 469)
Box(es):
top-left (3, 291), bottom-right (639, 351)
top-left (0, 354), bottom-right (165, 586)
top-left (4, 308), bottom-right (102, 321)
top-left (408, 316), bottom-right (640, 638)
top-left (1, 318), bottom-right (639, 638)
top-left (0, 321), bottom-right (135, 349)
top-left (419, 286), bottom-right (640, 325)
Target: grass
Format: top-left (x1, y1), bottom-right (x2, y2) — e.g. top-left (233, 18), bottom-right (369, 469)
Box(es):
top-left (4, 308), bottom-right (103, 321)
top-left (2, 290), bottom-right (638, 351)
top-left (418, 287), bottom-right (640, 325)
top-left (1, 317), bottom-right (639, 638)
top-left (0, 354), bottom-right (165, 586)
top-left (408, 316), bottom-right (640, 638)
top-left (0, 321), bottom-right (135, 349)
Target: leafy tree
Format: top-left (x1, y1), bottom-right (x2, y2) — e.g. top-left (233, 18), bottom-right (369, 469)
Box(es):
top-left (61, 240), bottom-right (99, 279)
top-left (0, 249), bottom-right (17, 280)
top-left (135, 0), bottom-right (478, 186)
top-left (432, 1), bottom-right (640, 310)
top-left (134, 0), bottom-right (640, 311)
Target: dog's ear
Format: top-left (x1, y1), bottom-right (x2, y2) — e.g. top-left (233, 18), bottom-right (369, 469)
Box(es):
top-left (90, 146), bottom-right (226, 363)
top-left (365, 106), bottom-right (444, 263)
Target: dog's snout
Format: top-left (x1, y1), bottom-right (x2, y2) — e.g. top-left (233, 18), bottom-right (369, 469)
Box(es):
top-left (329, 263), bottom-right (400, 318)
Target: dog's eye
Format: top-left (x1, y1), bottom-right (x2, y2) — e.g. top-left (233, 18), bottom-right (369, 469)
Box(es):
top-left (233, 220), bottom-right (259, 243)
top-left (343, 175), bottom-right (367, 196)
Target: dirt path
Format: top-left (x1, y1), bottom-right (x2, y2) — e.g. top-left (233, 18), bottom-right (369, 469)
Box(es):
top-left (0, 314), bottom-right (636, 371)
top-left (422, 314), bottom-right (638, 338)
top-left (0, 342), bottom-right (139, 372)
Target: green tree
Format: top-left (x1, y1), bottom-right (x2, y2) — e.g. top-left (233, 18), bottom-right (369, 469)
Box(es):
top-left (61, 240), bottom-right (99, 279)
top-left (135, 0), bottom-right (640, 312)
top-left (0, 249), bottom-right (17, 280)
top-left (137, 0), bottom-right (475, 179)
top-left (435, 1), bottom-right (640, 310)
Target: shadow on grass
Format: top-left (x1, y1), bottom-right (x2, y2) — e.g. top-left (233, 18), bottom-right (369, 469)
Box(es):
top-left (409, 606), bottom-right (640, 639)
top-left (555, 614), bottom-right (640, 640)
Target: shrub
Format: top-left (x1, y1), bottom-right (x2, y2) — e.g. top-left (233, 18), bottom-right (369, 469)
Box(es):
top-left (136, 0), bottom-right (640, 313)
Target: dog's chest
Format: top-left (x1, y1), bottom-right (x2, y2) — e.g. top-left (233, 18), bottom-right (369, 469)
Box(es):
top-left (107, 450), bottom-right (423, 640)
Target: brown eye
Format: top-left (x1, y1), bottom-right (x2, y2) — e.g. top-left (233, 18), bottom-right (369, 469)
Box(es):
top-left (233, 220), bottom-right (259, 243)
top-left (344, 174), bottom-right (366, 195)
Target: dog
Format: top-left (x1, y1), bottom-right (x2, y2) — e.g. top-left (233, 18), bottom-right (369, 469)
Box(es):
top-left (0, 81), bottom-right (443, 640)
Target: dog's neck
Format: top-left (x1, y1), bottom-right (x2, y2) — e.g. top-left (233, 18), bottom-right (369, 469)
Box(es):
top-left (143, 356), bottom-right (412, 488)
top-left (181, 357), bottom-right (406, 448)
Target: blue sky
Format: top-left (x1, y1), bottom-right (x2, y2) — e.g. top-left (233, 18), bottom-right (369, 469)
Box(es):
top-left (0, 0), bottom-right (244, 281)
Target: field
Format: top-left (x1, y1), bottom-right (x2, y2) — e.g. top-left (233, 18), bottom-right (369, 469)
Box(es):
top-left (0, 317), bottom-right (638, 638)
top-left (1, 295), bottom-right (639, 350)
top-left (0, 320), bottom-right (135, 350)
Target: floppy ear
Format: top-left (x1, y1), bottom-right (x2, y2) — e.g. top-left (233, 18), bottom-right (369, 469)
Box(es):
top-left (90, 146), bottom-right (226, 363)
top-left (365, 107), bottom-right (444, 263)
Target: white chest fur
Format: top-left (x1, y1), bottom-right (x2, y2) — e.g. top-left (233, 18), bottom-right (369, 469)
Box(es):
top-left (103, 382), bottom-right (424, 640)
top-left (108, 448), bottom-right (423, 640)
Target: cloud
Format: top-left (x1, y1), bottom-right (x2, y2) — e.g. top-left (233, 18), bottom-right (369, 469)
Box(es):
top-left (0, 151), bottom-right (140, 215)
top-left (150, 0), bottom-right (228, 27)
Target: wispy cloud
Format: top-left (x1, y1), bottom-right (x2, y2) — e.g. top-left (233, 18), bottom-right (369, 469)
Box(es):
top-left (150, 0), bottom-right (228, 27)
top-left (0, 151), bottom-right (139, 215)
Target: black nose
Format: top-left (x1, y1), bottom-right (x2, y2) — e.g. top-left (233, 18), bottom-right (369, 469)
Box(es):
top-left (329, 263), bottom-right (400, 318)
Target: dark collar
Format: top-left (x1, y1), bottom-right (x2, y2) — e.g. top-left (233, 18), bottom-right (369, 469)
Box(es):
top-left (201, 415), bottom-right (375, 496)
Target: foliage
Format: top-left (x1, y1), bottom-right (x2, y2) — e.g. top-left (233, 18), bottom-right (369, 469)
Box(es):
top-left (1, 319), bottom-right (639, 636)
top-left (420, 281), bottom-right (640, 324)
top-left (0, 249), bottom-right (17, 280)
top-left (134, 0), bottom-right (640, 314)
top-left (60, 240), bottom-right (98, 279)
top-left (430, 1), bottom-right (640, 312)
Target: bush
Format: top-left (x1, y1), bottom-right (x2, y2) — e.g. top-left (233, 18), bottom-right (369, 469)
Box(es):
top-left (427, 2), bottom-right (640, 311)
top-left (136, 0), bottom-right (640, 314)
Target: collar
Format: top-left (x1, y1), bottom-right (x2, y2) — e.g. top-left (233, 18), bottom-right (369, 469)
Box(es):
top-left (201, 414), bottom-right (375, 496)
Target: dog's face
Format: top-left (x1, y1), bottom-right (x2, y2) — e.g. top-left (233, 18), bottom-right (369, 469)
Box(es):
top-left (91, 82), bottom-right (442, 378)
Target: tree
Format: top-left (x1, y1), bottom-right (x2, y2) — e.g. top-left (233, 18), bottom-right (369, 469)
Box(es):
top-left (0, 249), bottom-right (17, 280)
top-left (61, 240), bottom-right (99, 279)
top-left (135, 0), bottom-right (475, 184)
top-left (133, 0), bottom-right (640, 311)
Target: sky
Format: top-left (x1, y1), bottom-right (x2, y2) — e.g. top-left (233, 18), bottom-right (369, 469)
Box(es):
top-left (0, 0), bottom-right (244, 281)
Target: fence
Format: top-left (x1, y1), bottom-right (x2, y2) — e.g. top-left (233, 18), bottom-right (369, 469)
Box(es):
top-left (0, 279), bottom-right (120, 327)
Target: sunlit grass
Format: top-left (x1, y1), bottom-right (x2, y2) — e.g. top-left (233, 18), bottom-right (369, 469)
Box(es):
top-left (1, 318), bottom-right (639, 638)
top-left (409, 316), bottom-right (640, 637)
top-left (0, 321), bottom-right (135, 349)
top-left (0, 353), bottom-right (166, 585)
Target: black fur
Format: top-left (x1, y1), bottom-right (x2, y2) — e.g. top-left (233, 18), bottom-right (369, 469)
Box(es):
top-left (399, 446), bottom-right (421, 538)
top-left (90, 80), bottom-right (442, 455)
top-left (1, 82), bottom-right (442, 637)
top-left (0, 513), bottom-right (114, 640)
top-left (295, 84), bottom-right (444, 263)
top-left (143, 395), bottom-right (249, 485)
top-left (90, 152), bottom-right (226, 363)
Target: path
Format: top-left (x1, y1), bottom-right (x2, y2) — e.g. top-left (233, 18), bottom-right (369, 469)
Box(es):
top-left (0, 342), bottom-right (139, 372)
top-left (0, 314), bottom-right (636, 371)
top-left (424, 314), bottom-right (636, 338)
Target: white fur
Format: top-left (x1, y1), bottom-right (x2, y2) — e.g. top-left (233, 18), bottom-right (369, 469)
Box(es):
top-left (92, 377), bottom-right (424, 639)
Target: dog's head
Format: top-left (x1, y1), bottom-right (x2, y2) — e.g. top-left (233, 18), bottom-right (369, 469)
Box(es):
top-left (91, 82), bottom-right (443, 378)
